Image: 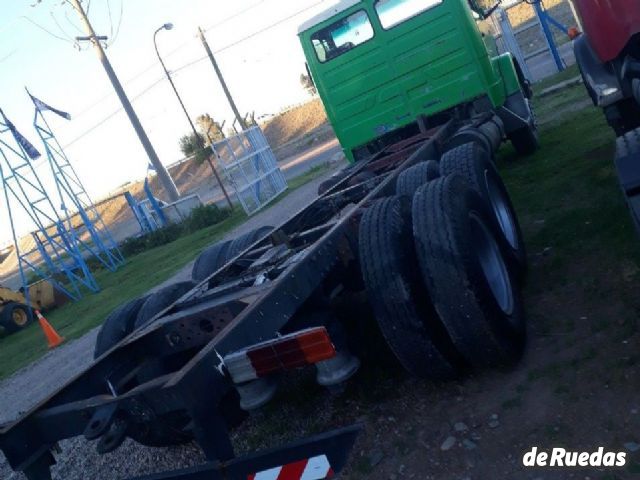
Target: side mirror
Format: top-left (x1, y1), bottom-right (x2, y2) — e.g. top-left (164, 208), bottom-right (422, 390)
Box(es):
top-left (468, 0), bottom-right (502, 19)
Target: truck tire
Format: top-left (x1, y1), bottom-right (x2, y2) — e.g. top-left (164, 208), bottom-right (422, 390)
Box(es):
top-left (318, 171), bottom-right (350, 195)
top-left (508, 101), bottom-right (539, 155)
top-left (412, 175), bottom-right (526, 367)
top-left (225, 226), bottom-right (273, 261)
top-left (135, 281), bottom-right (196, 329)
top-left (359, 196), bottom-right (462, 379)
top-left (191, 240), bottom-right (231, 283)
top-left (130, 282), bottom-right (197, 447)
top-left (0, 302), bottom-right (33, 334)
top-left (440, 142), bottom-right (527, 277)
top-left (605, 99), bottom-right (640, 137)
top-left (395, 161), bottom-right (440, 197)
top-left (94, 297), bottom-right (149, 359)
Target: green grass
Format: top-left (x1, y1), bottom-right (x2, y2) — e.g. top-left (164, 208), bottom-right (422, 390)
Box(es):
top-left (0, 165), bottom-right (331, 380)
top-left (501, 85), bottom-right (634, 266)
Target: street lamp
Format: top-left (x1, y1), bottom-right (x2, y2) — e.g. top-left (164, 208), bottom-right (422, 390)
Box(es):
top-left (154, 23), bottom-right (233, 209)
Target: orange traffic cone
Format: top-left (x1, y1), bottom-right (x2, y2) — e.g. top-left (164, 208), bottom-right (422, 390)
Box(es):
top-left (35, 310), bottom-right (65, 349)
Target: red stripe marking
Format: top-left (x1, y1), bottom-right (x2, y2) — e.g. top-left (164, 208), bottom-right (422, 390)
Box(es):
top-left (277, 458), bottom-right (308, 480)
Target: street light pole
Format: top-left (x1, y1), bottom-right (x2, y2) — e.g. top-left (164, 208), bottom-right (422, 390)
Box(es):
top-left (154, 24), bottom-right (233, 209)
top-left (68, 0), bottom-right (181, 202)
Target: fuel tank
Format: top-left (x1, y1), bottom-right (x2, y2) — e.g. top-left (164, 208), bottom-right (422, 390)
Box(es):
top-left (572, 0), bottom-right (640, 62)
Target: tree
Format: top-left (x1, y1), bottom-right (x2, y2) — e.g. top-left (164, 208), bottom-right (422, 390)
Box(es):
top-left (300, 73), bottom-right (317, 96)
top-left (196, 114), bottom-right (225, 144)
top-left (178, 131), bottom-right (210, 164)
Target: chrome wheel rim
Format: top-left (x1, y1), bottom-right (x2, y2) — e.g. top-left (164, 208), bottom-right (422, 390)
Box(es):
top-left (485, 169), bottom-right (519, 250)
top-left (470, 213), bottom-right (514, 315)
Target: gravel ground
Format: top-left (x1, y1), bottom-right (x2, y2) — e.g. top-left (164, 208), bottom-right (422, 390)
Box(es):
top-left (0, 166), bottom-right (343, 480)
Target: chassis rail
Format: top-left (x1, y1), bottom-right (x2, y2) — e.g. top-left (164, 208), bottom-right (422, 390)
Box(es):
top-left (0, 121), bottom-right (457, 480)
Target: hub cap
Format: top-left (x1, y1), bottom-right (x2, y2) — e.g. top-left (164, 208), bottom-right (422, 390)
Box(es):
top-left (485, 169), bottom-right (519, 250)
top-left (469, 213), bottom-right (514, 316)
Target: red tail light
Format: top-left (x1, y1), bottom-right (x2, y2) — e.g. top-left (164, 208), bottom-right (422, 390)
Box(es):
top-left (225, 327), bottom-right (336, 383)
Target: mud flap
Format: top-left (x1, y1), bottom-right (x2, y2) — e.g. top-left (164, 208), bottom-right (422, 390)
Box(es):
top-left (130, 424), bottom-right (362, 480)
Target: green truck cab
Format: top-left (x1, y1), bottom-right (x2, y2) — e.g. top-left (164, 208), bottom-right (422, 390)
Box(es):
top-left (298, 0), bottom-right (538, 162)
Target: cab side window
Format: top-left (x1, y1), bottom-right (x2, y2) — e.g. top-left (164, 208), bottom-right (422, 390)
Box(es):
top-left (311, 10), bottom-right (374, 63)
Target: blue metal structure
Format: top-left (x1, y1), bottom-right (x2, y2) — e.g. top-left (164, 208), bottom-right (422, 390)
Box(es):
top-left (531, 0), bottom-right (569, 72)
top-left (0, 107), bottom-right (99, 301)
top-left (125, 191), bottom-right (155, 234)
top-left (28, 91), bottom-right (124, 272)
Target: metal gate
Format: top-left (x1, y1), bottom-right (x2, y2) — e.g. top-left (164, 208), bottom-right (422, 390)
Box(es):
top-left (489, 0), bottom-right (578, 82)
top-left (212, 126), bottom-right (287, 216)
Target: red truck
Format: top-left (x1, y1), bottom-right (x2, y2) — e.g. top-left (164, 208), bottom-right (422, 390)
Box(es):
top-left (571, 0), bottom-right (640, 136)
top-left (572, 1), bottom-right (640, 231)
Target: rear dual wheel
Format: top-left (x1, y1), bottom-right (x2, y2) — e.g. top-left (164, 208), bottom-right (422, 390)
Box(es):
top-left (94, 285), bottom-right (196, 447)
top-left (359, 174), bottom-right (526, 373)
top-left (440, 142), bottom-right (527, 278)
top-left (395, 161), bottom-right (440, 197)
top-left (358, 196), bottom-right (463, 379)
top-left (191, 226), bottom-right (274, 283)
top-left (412, 175), bottom-right (526, 367)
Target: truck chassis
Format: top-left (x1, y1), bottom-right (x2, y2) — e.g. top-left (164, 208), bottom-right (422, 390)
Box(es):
top-left (0, 118), bottom-right (524, 480)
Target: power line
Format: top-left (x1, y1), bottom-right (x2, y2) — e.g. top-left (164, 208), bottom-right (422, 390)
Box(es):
top-left (63, 0), bottom-right (328, 149)
top-left (201, 0), bottom-right (267, 31)
top-left (19, 15), bottom-right (75, 43)
top-left (73, 0), bottom-right (270, 119)
top-left (49, 10), bottom-right (77, 44)
top-left (106, 0), bottom-right (114, 39)
top-left (64, 75), bottom-right (167, 148)
top-left (172, 1), bottom-right (327, 74)
top-left (110, 0), bottom-right (124, 46)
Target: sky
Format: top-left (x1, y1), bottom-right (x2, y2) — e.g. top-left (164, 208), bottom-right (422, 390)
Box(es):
top-left (0, 0), bottom-right (336, 245)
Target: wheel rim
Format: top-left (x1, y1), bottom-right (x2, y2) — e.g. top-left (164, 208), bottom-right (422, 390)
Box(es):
top-left (485, 169), bottom-right (519, 250)
top-left (469, 213), bottom-right (514, 315)
top-left (12, 308), bottom-right (28, 327)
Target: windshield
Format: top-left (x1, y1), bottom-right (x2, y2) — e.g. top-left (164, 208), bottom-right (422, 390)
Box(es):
top-left (311, 10), bottom-right (374, 63)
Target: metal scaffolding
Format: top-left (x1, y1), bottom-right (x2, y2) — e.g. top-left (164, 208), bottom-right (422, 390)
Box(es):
top-left (28, 91), bottom-right (124, 272)
top-left (213, 126), bottom-right (287, 215)
top-left (0, 107), bottom-right (98, 301)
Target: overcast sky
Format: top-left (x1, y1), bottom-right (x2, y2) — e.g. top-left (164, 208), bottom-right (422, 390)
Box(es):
top-left (0, 0), bottom-right (333, 245)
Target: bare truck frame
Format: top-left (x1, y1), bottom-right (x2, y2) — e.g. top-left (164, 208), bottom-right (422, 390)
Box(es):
top-left (0, 116), bottom-right (528, 479)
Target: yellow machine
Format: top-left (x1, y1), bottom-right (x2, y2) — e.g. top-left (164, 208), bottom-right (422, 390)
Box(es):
top-left (0, 281), bottom-right (64, 335)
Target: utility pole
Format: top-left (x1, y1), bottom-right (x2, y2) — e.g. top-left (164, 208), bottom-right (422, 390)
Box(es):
top-left (154, 24), bottom-right (233, 209)
top-left (197, 27), bottom-right (247, 130)
top-left (69, 0), bottom-right (181, 202)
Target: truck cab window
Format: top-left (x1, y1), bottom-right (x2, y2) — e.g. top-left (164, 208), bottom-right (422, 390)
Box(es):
top-left (311, 10), bottom-right (374, 63)
top-left (375, 0), bottom-right (443, 29)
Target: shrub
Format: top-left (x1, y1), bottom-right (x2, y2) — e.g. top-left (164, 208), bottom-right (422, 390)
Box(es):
top-left (184, 204), bottom-right (230, 233)
top-left (119, 204), bottom-right (231, 257)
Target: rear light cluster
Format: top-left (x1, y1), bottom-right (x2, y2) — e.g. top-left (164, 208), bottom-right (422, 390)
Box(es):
top-left (224, 327), bottom-right (337, 384)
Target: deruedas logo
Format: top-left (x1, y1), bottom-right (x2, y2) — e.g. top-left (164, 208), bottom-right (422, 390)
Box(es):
top-left (523, 447), bottom-right (626, 468)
